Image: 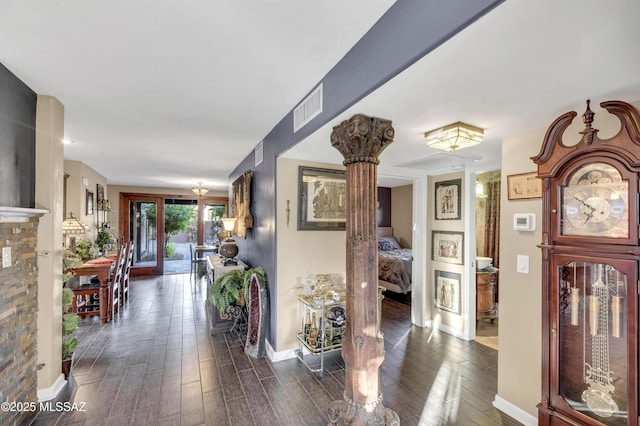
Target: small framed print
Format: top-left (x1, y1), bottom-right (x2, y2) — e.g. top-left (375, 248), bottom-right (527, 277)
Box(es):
top-left (434, 270), bottom-right (461, 314)
top-left (86, 190), bottom-right (94, 215)
top-left (435, 179), bottom-right (461, 220)
top-left (432, 231), bottom-right (464, 265)
top-left (507, 172), bottom-right (541, 200)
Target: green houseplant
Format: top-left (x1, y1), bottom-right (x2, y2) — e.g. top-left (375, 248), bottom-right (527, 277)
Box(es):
top-left (95, 228), bottom-right (111, 252)
top-left (75, 239), bottom-right (96, 261)
top-left (208, 267), bottom-right (266, 312)
top-left (62, 288), bottom-right (81, 359)
top-left (62, 250), bottom-right (82, 378)
top-left (61, 287), bottom-right (81, 378)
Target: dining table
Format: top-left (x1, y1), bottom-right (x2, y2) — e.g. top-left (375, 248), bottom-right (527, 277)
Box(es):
top-left (69, 256), bottom-right (115, 324)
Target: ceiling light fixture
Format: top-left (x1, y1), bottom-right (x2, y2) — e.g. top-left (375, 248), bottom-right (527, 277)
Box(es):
top-left (424, 121), bottom-right (484, 152)
top-left (191, 182), bottom-right (209, 197)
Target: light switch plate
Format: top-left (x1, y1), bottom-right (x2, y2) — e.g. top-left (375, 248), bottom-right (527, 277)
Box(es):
top-left (517, 254), bottom-right (529, 274)
top-left (2, 247), bottom-right (11, 268)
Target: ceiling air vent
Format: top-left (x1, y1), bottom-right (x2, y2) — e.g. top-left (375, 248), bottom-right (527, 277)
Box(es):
top-left (293, 83), bottom-right (323, 133)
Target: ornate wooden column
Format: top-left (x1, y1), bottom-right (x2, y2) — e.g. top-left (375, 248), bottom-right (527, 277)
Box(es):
top-left (328, 114), bottom-right (399, 425)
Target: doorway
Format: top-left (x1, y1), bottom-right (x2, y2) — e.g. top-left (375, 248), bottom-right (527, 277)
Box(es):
top-left (475, 170), bottom-right (501, 350)
top-left (127, 196), bottom-right (164, 276)
top-left (163, 198), bottom-right (198, 275)
top-left (120, 192), bottom-right (228, 277)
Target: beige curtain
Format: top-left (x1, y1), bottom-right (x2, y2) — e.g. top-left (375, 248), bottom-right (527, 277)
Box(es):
top-left (483, 180), bottom-right (500, 268)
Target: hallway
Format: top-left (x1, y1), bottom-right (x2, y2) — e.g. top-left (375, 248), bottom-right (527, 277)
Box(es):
top-left (33, 274), bottom-right (520, 425)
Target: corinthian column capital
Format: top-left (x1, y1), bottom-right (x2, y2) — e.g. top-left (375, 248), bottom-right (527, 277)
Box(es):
top-left (330, 114), bottom-right (394, 165)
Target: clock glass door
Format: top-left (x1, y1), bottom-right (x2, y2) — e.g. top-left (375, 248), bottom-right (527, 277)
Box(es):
top-left (555, 257), bottom-right (636, 425)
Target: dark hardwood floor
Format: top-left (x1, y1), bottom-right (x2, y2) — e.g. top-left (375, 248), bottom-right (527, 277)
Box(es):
top-left (32, 274), bottom-right (521, 426)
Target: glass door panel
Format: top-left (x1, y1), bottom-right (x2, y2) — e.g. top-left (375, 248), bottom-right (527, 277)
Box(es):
top-left (163, 198), bottom-right (197, 275)
top-left (555, 257), bottom-right (636, 425)
top-left (127, 198), bottom-right (163, 275)
top-left (203, 203), bottom-right (226, 246)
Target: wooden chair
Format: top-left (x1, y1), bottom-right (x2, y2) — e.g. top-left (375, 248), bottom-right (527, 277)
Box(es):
top-left (190, 244), bottom-right (207, 281)
top-left (120, 241), bottom-right (134, 305)
top-left (109, 242), bottom-right (128, 319)
top-left (68, 277), bottom-right (102, 320)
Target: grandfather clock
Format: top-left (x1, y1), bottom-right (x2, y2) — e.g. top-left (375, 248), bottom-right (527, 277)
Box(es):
top-left (533, 100), bottom-right (640, 425)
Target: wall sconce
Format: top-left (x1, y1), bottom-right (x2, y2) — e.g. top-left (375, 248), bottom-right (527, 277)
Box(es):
top-left (425, 122), bottom-right (484, 152)
top-left (191, 182), bottom-right (210, 197)
top-left (219, 217), bottom-right (238, 265)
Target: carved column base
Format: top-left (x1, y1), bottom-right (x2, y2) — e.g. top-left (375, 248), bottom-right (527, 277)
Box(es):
top-left (327, 392), bottom-right (399, 426)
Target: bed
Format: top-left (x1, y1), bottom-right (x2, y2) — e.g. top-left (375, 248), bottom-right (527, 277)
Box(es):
top-left (377, 227), bottom-right (412, 294)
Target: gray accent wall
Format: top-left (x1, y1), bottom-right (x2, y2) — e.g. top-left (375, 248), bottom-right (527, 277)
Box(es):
top-left (229, 0), bottom-right (504, 348)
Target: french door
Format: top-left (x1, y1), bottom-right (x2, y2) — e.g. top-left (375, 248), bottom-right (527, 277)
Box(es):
top-left (120, 192), bottom-right (227, 276)
top-left (123, 194), bottom-right (164, 276)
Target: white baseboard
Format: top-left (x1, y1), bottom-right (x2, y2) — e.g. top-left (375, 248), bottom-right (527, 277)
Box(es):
top-left (37, 374), bottom-right (66, 402)
top-left (493, 395), bottom-right (537, 426)
top-left (425, 319), bottom-right (472, 340)
top-left (266, 340), bottom-right (320, 363)
top-left (266, 340), bottom-right (300, 362)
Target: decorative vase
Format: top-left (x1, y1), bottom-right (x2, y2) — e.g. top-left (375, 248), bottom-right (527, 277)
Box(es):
top-left (219, 238), bottom-right (238, 265)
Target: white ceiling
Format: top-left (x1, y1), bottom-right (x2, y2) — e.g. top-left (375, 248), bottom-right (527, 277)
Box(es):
top-left (284, 1), bottom-right (640, 185)
top-left (2, 1), bottom-right (640, 191)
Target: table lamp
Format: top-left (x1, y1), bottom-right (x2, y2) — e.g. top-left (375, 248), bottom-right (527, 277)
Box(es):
top-left (62, 212), bottom-right (88, 252)
top-left (219, 217), bottom-right (238, 265)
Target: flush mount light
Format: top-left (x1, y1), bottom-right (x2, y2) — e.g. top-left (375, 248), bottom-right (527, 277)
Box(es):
top-left (425, 122), bottom-right (484, 152)
top-left (191, 182), bottom-right (209, 197)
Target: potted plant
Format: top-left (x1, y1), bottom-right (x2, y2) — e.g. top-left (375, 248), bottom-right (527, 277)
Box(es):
top-left (208, 267), bottom-right (266, 312)
top-left (95, 228), bottom-right (111, 253)
top-left (75, 239), bottom-right (97, 261)
top-left (61, 287), bottom-right (81, 379)
top-left (62, 250), bottom-right (82, 379)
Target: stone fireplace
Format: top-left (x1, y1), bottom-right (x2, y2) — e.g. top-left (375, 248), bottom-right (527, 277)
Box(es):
top-left (0, 215), bottom-right (44, 425)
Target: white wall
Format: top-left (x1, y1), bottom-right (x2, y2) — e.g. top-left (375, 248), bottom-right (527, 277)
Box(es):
top-left (275, 158), bottom-right (346, 352)
top-left (35, 95), bottom-right (65, 394)
top-left (64, 160), bottom-right (108, 242)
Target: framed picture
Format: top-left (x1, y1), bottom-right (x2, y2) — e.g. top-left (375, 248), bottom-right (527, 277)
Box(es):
top-left (96, 184), bottom-right (105, 202)
top-left (86, 190), bottom-right (94, 215)
top-left (434, 270), bottom-right (461, 314)
top-left (435, 179), bottom-right (461, 220)
top-left (432, 231), bottom-right (464, 265)
top-left (298, 166), bottom-right (346, 231)
top-left (507, 172), bottom-right (542, 200)
top-left (231, 170), bottom-right (253, 239)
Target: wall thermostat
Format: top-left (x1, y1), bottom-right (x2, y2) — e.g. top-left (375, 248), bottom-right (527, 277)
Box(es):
top-left (513, 213), bottom-right (536, 231)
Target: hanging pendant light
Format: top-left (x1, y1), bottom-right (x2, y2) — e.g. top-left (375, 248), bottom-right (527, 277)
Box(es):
top-left (191, 182), bottom-right (210, 197)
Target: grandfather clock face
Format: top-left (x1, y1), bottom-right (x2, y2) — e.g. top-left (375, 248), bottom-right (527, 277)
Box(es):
top-left (561, 162), bottom-right (629, 238)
